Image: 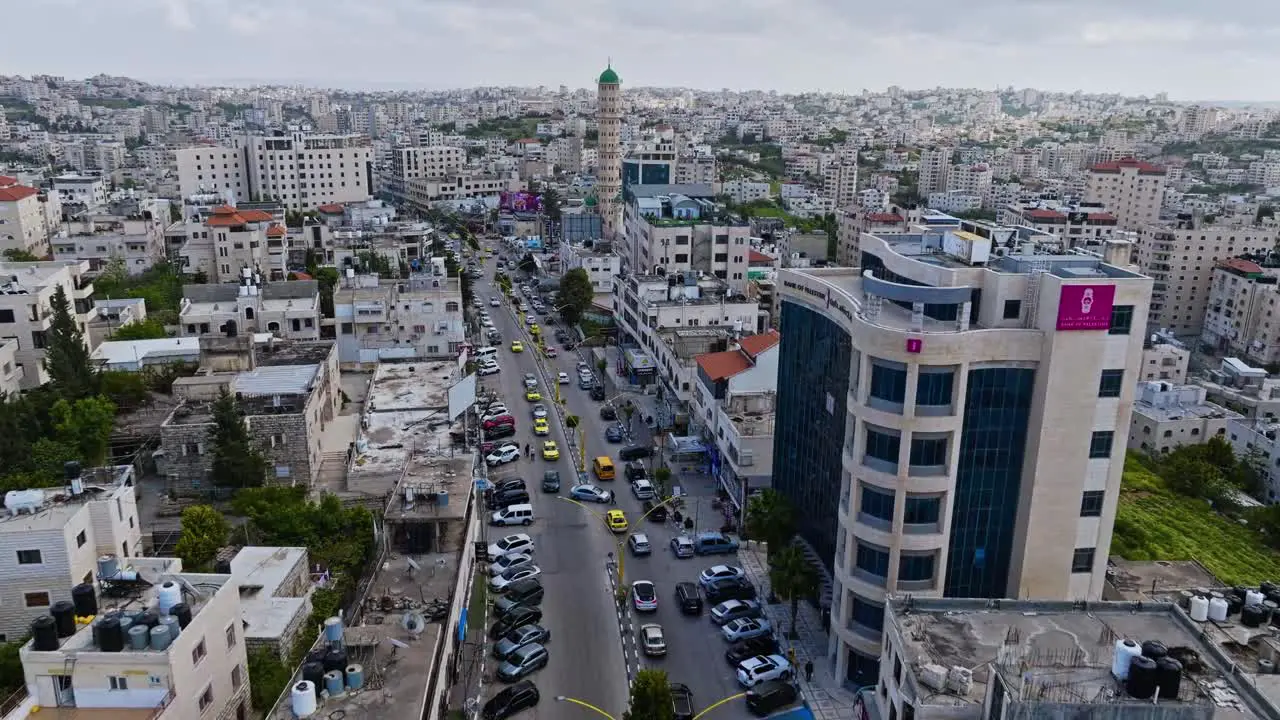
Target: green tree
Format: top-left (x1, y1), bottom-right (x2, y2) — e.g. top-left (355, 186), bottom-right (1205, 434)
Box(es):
top-left (621, 403), bottom-right (636, 433)
top-left (111, 317), bottom-right (168, 340)
top-left (45, 285), bottom-right (100, 400)
top-left (209, 391), bottom-right (269, 489)
top-left (564, 414), bottom-right (580, 429)
top-left (51, 396), bottom-right (116, 467)
top-left (626, 668), bottom-right (674, 720)
top-left (174, 505), bottom-right (229, 571)
top-left (2, 249), bottom-right (40, 262)
top-left (1231, 445), bottom-right (1269, 498)
top-left (555, 267), bottom-right (594, 327)
top-left (653, 466), bottom-right (672, 497)
top-left (541, 186), bottom-right (562, 222)
top-left (517, 252), bottom-right (539, 273)
top-left (769, 544), bottom-right (818, 640)
top-left (744, 489), bottom-right (796, 554)
top-left (248, 646), bottom-right (292, 711)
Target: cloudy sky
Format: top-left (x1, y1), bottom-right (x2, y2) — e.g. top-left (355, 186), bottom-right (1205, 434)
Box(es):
top-left (5, 0), bottom-right (1275, 100)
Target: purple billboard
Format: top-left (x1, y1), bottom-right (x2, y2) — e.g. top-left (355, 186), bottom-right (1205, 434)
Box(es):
top-left (1056, 284), bottom-right (1115, 331)
top-left (500, 191), bottom-right (542, 213)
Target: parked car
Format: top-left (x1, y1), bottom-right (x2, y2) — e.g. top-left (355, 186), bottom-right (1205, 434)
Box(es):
top-left (496, 643), bottom-right (549, 682)
top-left (487, 424), bottom-right (516, 441)
top-left (745, 681), bottom-right (799, 717)
top-left (492, 579), bottom-right (543, 618)
top-left (478, 363), bottom-right (501, 376)
top-left (599, 405), bottom-right (617, 420)
top-left (487, 533), bottom-right (534, 561)
top-left (489, 606), bottom-right (543, 640)
top-left (492, 623), bottom-right (551, 661)
top-left (646, 500), bottom-right (669, 523)
top-left (705, 578), bottom-right (758, 604)
top-left (619, 445), bottom-right (653, 461)
top-left (631, 479), bottom-right (655, 500)
top-left (590, 385), bottom-right (607, 401)
top-left (486, 478), bottom-right (526, 496)
top-left (639, 624), bottom-right (667, 656)
top-left (670, 683), bottom-right (695, 720)
top-left (486, 489), bottom-right (529, 510)
top-left (721, 617), bottom-right (773, 643)
top-left (570, 484), bottom-right (613, 504)
top-left (711, 599), bottom-right (763, 626)
top-left (670, 535), bottom-right (694, 558)
top-left (625, 461), bottom-right (647, 481)
top-left (481, 679), bottom-right (539, 719)
top-left (490, 566), bottom-right (542, 593)
top-left (488, 553), bottom-right (534, 577)
top-left (699, 565), bottom-right (746, 587)
top-left (675, 582), bottom-right (704, 615)
top-left (632, 580), bottom-right (658, 612)
top-left (736, 654), bottom-right (792, 688)
top-left (486, 445), bottom-right (521, 466)
top-left (725, 636), bottom-right (781, 667)
top-left (628, 532), bottom-right (651, 556)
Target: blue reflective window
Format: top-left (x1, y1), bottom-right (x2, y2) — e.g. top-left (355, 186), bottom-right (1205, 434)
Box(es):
top-left (869, 362), bottom-right (907, 404)
top-left (1090, 431), bottom-right (1114, 458)
top-left (850, 593), bottom-right (884, 632)
top-left (899, 553), bottom-right (936, 582)
top-left (859, 485), bottom-right (895, 523)
top-left (916, 370), bottom-right (954, 406)
top-left (904, 496), bottom-right (941, 525)
top-left (909, 437), bottom-right (948, 466)
top-left (846, 647), bottom-right (880, 688)
top-left (1098, 369), bottom-right (1124, 398)
top-left (865, 427), bottom-right (901, 465)
top-left (856, 542), bottom-right (890, 577)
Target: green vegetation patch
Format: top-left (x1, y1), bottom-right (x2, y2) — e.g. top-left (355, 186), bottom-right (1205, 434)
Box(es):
top-left (467, 570), bottom-right (487, 633)
top-left (462, 115), bottom-right (548, 142)
top-left (1112, 456), bottom-right (1280, 585)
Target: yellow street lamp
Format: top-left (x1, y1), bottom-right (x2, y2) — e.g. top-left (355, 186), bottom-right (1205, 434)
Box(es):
top-left (557, 494), bottom-right (682, 587)
top-left (553, 692), bottom-right (747, 720)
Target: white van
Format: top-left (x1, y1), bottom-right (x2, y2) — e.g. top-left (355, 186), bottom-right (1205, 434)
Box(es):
top-left (474, 346), bottom-right (499, 361)
top-left (490, 503), bottom-right (534, 527)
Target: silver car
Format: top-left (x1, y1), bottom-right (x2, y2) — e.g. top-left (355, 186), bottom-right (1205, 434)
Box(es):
top-left (488, 553), bottom-right (534, 577)
top-left (640, 624), bottom-right (666, 656)
top-left (492, 623), bottom-right (551, 661)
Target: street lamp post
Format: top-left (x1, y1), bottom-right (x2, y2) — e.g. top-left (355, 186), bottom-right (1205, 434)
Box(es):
top-left (554, 692), bottom-right (747, 720)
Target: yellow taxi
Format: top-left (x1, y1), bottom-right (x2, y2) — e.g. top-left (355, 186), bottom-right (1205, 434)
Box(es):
top-left (530, 323), bottom-right (542, 337)
top-left (533, 418), bottom-right (550, 436)
top-left (510, 340), bottom-right (524, 353)
top-left (542, 440), bottom-right (560, 460)
top-left (605, 509), bottom-right (629, 534)
top-left (525, 388), bottom-right (542, 402)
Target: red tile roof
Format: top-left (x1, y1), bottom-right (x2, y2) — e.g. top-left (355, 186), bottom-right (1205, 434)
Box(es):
top-left (205, 205), bottom-right (273, 227)
top-left (738, 330), bottom-right (780, 359)
top-left (866, 213), bottom-right (903, 224)
top-left (748, 250), bottom-right (774, 264)
top-left (696, 350), bottom-right (751, 382)
top-left (316, 203), bottom-right (344, 214)
top-left (0, 186), bottom-right (39, 202)
top-left (266, 224), bottom-right (286, 238)
top-left (1086, 213), bottom-right (1117, 223)
top-left (1090, 158), bottom-right (1165, 175)
top-left (0, 176), bottom-right (18, 188)
top-left (1222, 258), bottom-right (1263, 275)
top-left (1025, 208), bottom-right (1067, 221)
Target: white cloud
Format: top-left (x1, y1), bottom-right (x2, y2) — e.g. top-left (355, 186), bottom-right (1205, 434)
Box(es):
top-left (158, 0), bottom-right (194, 30)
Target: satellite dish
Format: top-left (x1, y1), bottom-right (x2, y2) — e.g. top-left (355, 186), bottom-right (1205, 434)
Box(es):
top-left (406, 558), bottom-right (421, 572)
top-left (402, 613), bottom-right (426, 635)
top-left (387, 638), bottom-right (410, 650)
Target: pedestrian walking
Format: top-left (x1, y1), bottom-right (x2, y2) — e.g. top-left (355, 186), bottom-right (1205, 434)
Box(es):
top-left (804, 659), bottom-right (814, 683)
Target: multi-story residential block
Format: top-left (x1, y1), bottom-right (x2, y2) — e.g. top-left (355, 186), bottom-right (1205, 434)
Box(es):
top-left (691, 331), bottom-right (779, 509)
top-left (997, 202), bottom-right (1118, 249)
top-left (0, 464), bottom-right (141, 642)
top-left (1136, 221), bottom-right (1275, 339)
top-left (621, 184), bottom-right (752, 291)
top-left (0, 260), bottom-right (93, 389)
top-left (559, 242), bottom-right (621, 294)
top-left (718, 180), bottom-right (771, 205)
top-left (822, 161), bottom-right (859, 209)
top-left (176, 132), bottom-right (374, 211)
top-left (916, 147), bottom-right (952, 198)
top-left (674, 154), bottom-right (716, 185)
top-left (16, 552), bottom-right (250, 718)
top-left (391, 145), bottom-right (464, 182)
top-left (179, 205), bottom-right (289, 283)
top-left (51, 174), bottom-right (107, 212)
top-left (332, 271), bottom-right (465, 365)
top-left (402, 173), bottom-right (520, 209)
top-left (1140, 337), bottom-right (1190, 383)
top-left (1084, 158), bottom-right (1167, 231)
top-left (157, 336), bottom-right (341, 493)
top-left (946, 162), bottom-right (992, 205)
top-left (51, 211), bottom-right (167, 274)
top-left (0, 182), bottom-right (53, 257)
top-left (836, 211), bottom-right (908, 267)
top-left (178, 280), bottom-right (321, 341)
top-left (773, 228), bottom-right (1151, 685)
top-left (1127, 381), bottom-right (1238, 455)
top-left (925, 191), bottom-right (982, 215)
top-left (227, 546), bottom-right (314, 660)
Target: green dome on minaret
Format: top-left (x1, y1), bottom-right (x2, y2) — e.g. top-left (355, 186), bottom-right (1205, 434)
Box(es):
top-left (598, 65), bottom-right (620, 85)
top-left (584, 194), bottom-right (598, 207)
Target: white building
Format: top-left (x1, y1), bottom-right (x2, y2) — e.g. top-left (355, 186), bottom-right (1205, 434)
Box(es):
top-left (179, 280), bottom-right (322, 342)
top-left (719, 180), bottom-right (771, 205)
top-left (916, 147), bottom-right (952, 198)
top-left (926, 191), bottom-right (982, 215)
top-left (0, 183), bottom-right (53, 257)
top-left (559, 242), bottom-right (621, 294)
top-left (622, 184), bottom-right (753, 291)
top-left (391, 146), bottom-right (464, 182)
top-left (51, 175), bottom-right (107, 211)
top-left (0, 260), bottom-right (94, 389)
top-left (1140, 339), bottom-right (1190, 384)
top-left (332, 271), bottom-right (465, 365)
top-left (1127, 381), bottom-right (1238, 455)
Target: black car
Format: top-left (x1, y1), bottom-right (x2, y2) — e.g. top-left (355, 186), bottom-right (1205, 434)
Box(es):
top-left (675, 582), bottom-right (703, 615)
top-left (493, 578), bottom-right (544, 617)
top-left (487, 424), bottom-right (516, 441)
top-left (625, 461), bottom-right (647, 481)
top-left (590, 385), bottom-right (607, 401)
top-left (670, 683), bottom-right (695, 720)
top-left (605, 425), bottom-right (624, 443)
top-left (487, 478), bottom-right (526, 496)
top-left (599, 404), bottom-right (617, 420)
top-left (643, 499), bottom-right (667, 523)
top-left (745, 680), bottom-right (799, 716)
top-left (487, 489), bottom-right (530, 510)
top-left (705, 577), bottom-right (757, 604)
top-left (541, 471), bottom-right (561, 493)
top-left (482, 679), bottom-right (540, 719)
top-left (725, 635), bottom-right (781, 666)
top-left (619, 445), bottom-right (653, 461)
top-left (490, 606), bottom-right (543, 639)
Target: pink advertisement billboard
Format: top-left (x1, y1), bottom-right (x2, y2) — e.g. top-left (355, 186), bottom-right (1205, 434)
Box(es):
top-left (1056, 285), bottom-right (1115, 331)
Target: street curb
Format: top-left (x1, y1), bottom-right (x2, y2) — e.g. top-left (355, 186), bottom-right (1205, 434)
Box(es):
top-left (606, 561), bottom-right (639, 684)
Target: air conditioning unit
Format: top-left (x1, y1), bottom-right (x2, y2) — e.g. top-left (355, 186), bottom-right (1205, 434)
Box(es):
top-left (739, 449), bottom-right (754, 467)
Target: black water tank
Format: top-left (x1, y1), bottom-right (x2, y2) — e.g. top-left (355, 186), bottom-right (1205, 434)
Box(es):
top-left (1156, 657), bottom-right (1183, 699)
top-left (1264, 581), bottom-right (1279, 595)
top-left (1228, 595), bottom-right (1245, 616)
top-left (306, 649), bottom-right (327, 666)
top-left (1127, 655), bottom-right (1158, 699)
top-left (1141, 640), bottom-right (1168, 661)
top-left (213, 559), bottom-right (232, 574)
top-left (1234, 585), bottom-right (1250, 599)
top-left (169, 602), bottom-right (193, 629)
top-left (140, 610), bottom-right (160, 628)
top-left (98, 616), bottom-right (124, 652)
top-left (63, 461), bottom-right (81, 480)
top-left (49, 600), bottom-right (75, 638)
top-left (301, 662), bottom-right (325, 699)
top-left (71, 583), bottom-right (97, 617)
top-left (323, 648), bottom-right (349, 673)
top-left (1267, 590), bottom-right (1280, 606)
top-left (30, 616), bottom-right (59, 651)
top-left (1243, 604), bottom-right (1269, 628)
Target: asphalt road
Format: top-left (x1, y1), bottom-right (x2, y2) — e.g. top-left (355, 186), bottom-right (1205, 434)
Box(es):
top-left (471, 264), bottom-right (630, 720)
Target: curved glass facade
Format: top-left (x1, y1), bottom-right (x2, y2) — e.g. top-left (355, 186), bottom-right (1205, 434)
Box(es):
top-left (772, 301), bottom-right (852, 569)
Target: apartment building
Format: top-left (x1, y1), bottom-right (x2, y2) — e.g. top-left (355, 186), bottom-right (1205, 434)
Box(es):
top-left (0, 260), bottom-right (93, 389)
top-left (332, 271), bottom-right (465, 365)
top-left (402, 173), bottom-right (519, 209)
top-left (719, 180), bottom-right (771, 205)
top-left (0, 183), bottom-right (52, 257)
top-left (179, 205), bottom-right (289, 283)
top-left (675, 154), bottom-right (716, 185)
top-left (1083, 158), bottom-right (1167, 231)
top-left (822, 161), bottom-right (859, 209)
top-left (1140, 338), bottom-right (1190, 383)
top-left (178, 280), bottom-right (322, 342)
top-left (926, 191), bottom-right (981, 215)
top-left (391, 145), bottom-right (464, 182)
top-left (997, 202), bottom-right (1118, 249)
top-left (691, 331), bottom-right (780, 510)
top-left (0, 464), bottom-right (141, 642)
top-left (946, 162), bottom-right (992, 205)
top-left (157, 338), bottom-right (341, 493)
top-left (1127, 381), bottom-right (1238, 455)
top-left (52, 175), bottom-right (107, 211)
top-left (836, 211), bottom-right (907, 267)
top-left (622, 184), bottom-right (752, 291)
top-left (773, 229), bottom-right (1152, 686)
top-left (176, 132), bottom-right (374, 211)
top-left (559, 242), bottom-right (621, 294)
top-left (916, 147), bottom-right (952, 198)
top-left (16, 555), bottom-right (249, 719)
top-left (1136, 220), bottom-right (1275, 339)
top-left (51, 212), bottom-right (167, 274)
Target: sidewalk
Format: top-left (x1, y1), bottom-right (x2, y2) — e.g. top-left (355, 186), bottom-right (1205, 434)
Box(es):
top-left (740, 545), bottom-right (863, 720)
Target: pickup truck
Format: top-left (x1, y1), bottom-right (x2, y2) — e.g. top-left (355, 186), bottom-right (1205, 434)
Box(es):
top-left (670, 683), bottom-right (695, 720)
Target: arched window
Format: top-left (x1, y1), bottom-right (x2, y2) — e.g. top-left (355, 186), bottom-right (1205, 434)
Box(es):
top-left (267, 321), bottom-right (280, 332)
top-left (245, 307), bottom-right (255, 320)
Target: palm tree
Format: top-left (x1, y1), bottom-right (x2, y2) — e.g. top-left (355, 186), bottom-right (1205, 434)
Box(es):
top-left (769, 544), bottom-right (817, 639)
top-left (744, 489), bottom-right (796, 556)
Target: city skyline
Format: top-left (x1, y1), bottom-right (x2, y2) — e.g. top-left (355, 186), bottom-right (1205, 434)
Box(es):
top-left (4, 0), bottom-right (1278, 100)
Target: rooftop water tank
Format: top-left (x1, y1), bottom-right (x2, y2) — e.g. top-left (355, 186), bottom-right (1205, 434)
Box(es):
top-left (291, 681), bottom-right (318, 718)
top-left (1112, 639), bottom-right (1142, 680)
top-left (156, 581), bottom-right (182, 615)
top-left (5, 489), bottom-right (44, 515)
top-left (1208, 597), bottom-right (1229, 622)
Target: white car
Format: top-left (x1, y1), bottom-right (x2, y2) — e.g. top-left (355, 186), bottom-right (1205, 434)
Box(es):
top-left (736, 654), bottom-right (792, 687)
top-left (632, 580), bottom-right (658, 612)
top-left (576, 362), bottom-right (590, 374)
top-left (557, 372), bottom-right (570, 384)
top-left (487, 533), bottom-right (535, 561)
top-left (486, 445), bottom-right (521, 466)
top-left (631, 479), bottom-right (655, 500)
top-left (531, 404), bottom-right (549, 420)
top-left (482, 319), bottom-right (495, 329)
top-left (488, 552), bottom-right (534, 577)
top-left (700, 565), bottom-right (746, 587)
top-left (477, 364), bottom-right (501, 376)
top-left (490, 297), bottom-right (500, 307)
top-left (489, 565), bottom-right (542, 592)
top-left (526, 314), bottom-right (537, 325)
top-left (640, 624), bottom-right (666, 656)
top-left (482, 407), bottom-right (509, 421)
top-left (523, 373), bottom-right (539, 389)
top-left (721, 617), bottom-right (773, 643)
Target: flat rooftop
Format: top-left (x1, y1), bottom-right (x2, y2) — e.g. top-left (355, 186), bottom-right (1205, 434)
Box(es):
top-left (367, 361), bottom-right (456, 412)
top-left (228, 546), bottom-right (308, 641)
top-left (1134, 396), bottom-right (1242, 424)
top-left (92, 337), bottom-right (201, 368)
top-left (0, 467), bottom-right (133, 533)
top-left (887, 595), bottom-right (1273, 719)
top-left (267, 551), bottom-right (460, 720)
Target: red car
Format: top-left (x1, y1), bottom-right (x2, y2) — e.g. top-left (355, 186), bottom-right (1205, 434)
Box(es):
top-left (483, 415), bottom-right (515, 430)
top-left (545, 347), bottom-right (558, 358)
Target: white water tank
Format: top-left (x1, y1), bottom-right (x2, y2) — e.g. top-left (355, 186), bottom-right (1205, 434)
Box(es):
top-left (1190, 595), bottom-right (1210, 622)
top-left (291, 681), bottom-right (318, 718)
top-left (156, 581), bottom-right (182, 615)
top-left (1247, 590), bottom-right (1265, 607)
top-left (1209, 597), bottom-right (1230, 622)
top-left (1111, 639), bottom-right (1142, 679)
top-left (5, 489), bottom-right (44, 516)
